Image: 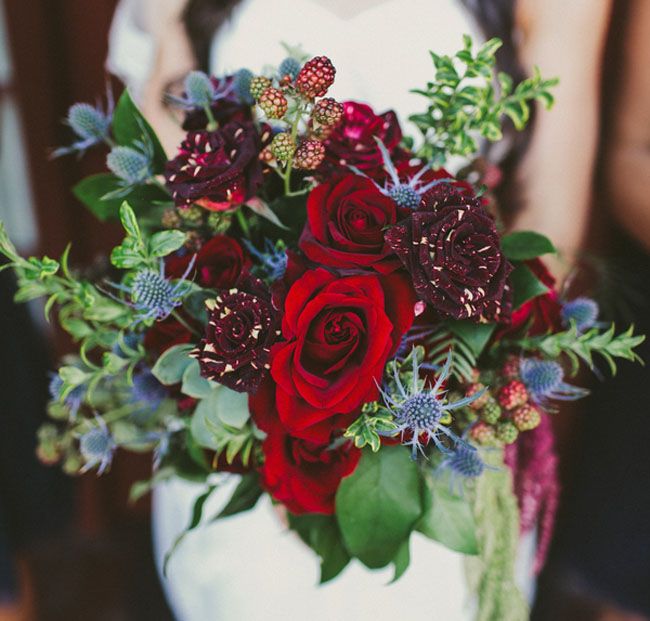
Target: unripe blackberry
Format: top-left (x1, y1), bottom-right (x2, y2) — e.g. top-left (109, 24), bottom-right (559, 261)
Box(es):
top-left (480, 398), bottom-right (502, 424)
top-left (259, 147), bottom-right (274, 163)
top-left (501, 354), bottom-right (521, 380)
top-left (271, 132), bottom-right (296, 162)
top-left (466, 383), bottom-right (490, 410)
top-left (249, 76), bottom-right (272, 100)
top-left (498, 380), bottom-right (528, 410)
top-left (161, 208), bottom-right (182, 229)
top-left (178, 205), bottom-right (204, 226)
top-left (184, 231), bottom-right (203, 253)
top-left (470, 421), bottom-right (496, 445)
top-left (296, 56), bottom-right (336, 98)
top-left (512, 403), bottom-right (542, 432)
top-left (312, 97), bottom-right (344, 126)
top-left (278, 57), bottom-right (301, 81)
top-left (496, 421), bottom-right (519, 445)
top-left (258, 87), bottom-right (288, 119)
top-left (293, 140), bottom-right (325, 169)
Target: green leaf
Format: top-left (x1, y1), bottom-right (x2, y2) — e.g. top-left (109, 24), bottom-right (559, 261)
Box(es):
top-left (501, 231), bottom-right (556, 261)
top-left (213, 473), bottom-right (263, 520)
top-left (391, 539), bottom-right (411, 583)
top-left (73, 174), bottom-right (171, 221)
top-left (112, 89), bottom-right (167, 172)
top-left (59, 365), bottom-right (89, 388)
top-left (148, 230), bottom-right (186, 258)
top-left (119, 202), bottom-right (141, 239)
top-left (110, 237), bottom-right (146, 269)
top-left (416, 474), bottom-right (479, 554)
top-left (447, 320), bottom-right (496, 358)
top-left (288, 514), bottom-right (351, 584)
top-left (215, 387), bottom-right (250, 429)
top-left (151, 344), bottom-right (195, 385)
top-left (509, 263), bottom-right (549, 309)
top-left (344, 406), bottom-right (397, 452)
top-left (181, 359), bottom-right (214, 399)
top-left (336, 446), bottom-right (422, 568)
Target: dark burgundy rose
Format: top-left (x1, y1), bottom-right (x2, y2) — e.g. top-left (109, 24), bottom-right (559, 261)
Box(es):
top-left (193, 276), bottom-right (280, 393)
top-left (144, 315), bottom-right (194, 354)
top-left (321, 101), bottom-right (405, 179)
top-left (182, 76), bottom-right (252, 131)
top-left (385, 185), bottom-right (513, 322)
top-left (166, 235), bottom-right (251, 289)
top-left (165, 122), bottom-right (263, 211)
top-left (260, 427), bottom-right (360, 514)
top-left (299, 174), bottom-right (401, 273)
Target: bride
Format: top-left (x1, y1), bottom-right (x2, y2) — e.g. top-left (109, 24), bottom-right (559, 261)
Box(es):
top-left (107, 1), bottom-right (611, 619)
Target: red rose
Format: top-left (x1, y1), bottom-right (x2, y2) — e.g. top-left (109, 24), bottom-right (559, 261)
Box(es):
top-left (270, 268), bottom-right (416, 442)
top-left (164, 122), bottom-right (263, 211)
top-left (166, 235), bottom-right (250, 289)
top-left (322, 101), bottom-right (404, 179)
top-left (260, 422), bottom-right (360, 514)
top-left (504, 259), bottom-right (561, 336)
top-left (299, 174), bottom-right (401, 273)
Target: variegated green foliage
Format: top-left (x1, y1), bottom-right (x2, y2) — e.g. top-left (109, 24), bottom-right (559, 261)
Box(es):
top-left (410, 35), bottom-right (558, 165)
top-left (344, 402), bottom-right (397, 452)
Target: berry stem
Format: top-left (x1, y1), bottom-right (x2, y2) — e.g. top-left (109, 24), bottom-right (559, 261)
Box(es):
top-left (281, 102), bottom-right (305, 195)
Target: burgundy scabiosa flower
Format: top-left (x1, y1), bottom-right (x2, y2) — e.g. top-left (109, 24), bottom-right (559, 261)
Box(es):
top-left (385, 185), bottom-right (513, 322)
top-left (193, 276), bottom-right (280, 393)
top-left (165, 122), bottom-right (263, 211)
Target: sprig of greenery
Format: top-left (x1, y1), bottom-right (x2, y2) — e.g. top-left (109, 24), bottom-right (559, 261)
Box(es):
top-left (410, 35), bottom-right (558, 165)
top-left (515, 323), bottom-right (645, 375)
top-left (426, 326), bottom-right (478, 382)
top-left (344, 402), bottom-right (397, 452)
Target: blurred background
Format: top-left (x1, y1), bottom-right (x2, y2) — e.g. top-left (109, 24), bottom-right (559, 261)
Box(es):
top-left (0, 0), bottom-right (648, 620)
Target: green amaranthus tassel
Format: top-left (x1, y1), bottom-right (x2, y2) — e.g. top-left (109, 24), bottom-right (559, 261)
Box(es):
top-left (465, 451), bottom-right (528, 621)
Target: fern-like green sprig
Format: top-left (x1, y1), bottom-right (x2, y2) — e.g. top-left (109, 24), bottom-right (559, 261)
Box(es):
top-left (410, 35), bottom-right (558, 165)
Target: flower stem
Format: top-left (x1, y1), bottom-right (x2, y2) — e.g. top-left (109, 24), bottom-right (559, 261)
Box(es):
top-left (235, 207), bottom-right (251, 239)
top-left (204, 104), bottom-right (218, 131)
top-left (171, 310), bottom-right (201, 338)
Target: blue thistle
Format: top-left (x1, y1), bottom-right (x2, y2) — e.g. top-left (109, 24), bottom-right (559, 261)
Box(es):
top-left (131, 368), bottom-right (167, 415)
top-left (166, 71), bottom-right (233, 110)
top-left (519, 358), bottom-right (589, 406)
top-left (278, 57), bottom-right (301, 80)
top-left (109, 257), bottom-right (195, 322)
top-left (52, 91), bottom-right (114, 157)
top-left (380, 351), bottom-right (486, 459)
top-left (243, 239), bottom-right (287, 281)
top-left (350, 139), bottom-right (453, 209)
top-left (233, 68), bottom-right (255, 105)
top-left (79, 416), bottom-right (116, 475)
top-left (561, 297), bottom-right (599, 332)
top-left (106, 145), bottom-right (152, 185)
top-left (438, 442), bottom-right (489, 496)
top-left (49, 373), bottom-right (84, 420)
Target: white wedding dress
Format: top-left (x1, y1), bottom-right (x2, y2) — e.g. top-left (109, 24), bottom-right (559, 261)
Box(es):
top-left (108, 2), bottom-right (536, 619)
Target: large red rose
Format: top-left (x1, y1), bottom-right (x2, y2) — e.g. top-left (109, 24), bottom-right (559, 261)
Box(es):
top-left (270, 268), bottom-right (416, 442)
top-left (260, 421), bottom-right (360, 514)
top-left (321, 101), bottom-right (404, 179)
top-left (166, 235), bottom-right (250, 289)
top-left (299, 174), bottom-right (401, 273)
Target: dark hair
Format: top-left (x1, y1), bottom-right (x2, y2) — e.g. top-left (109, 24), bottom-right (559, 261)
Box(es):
top-left (184, 0), bottom-right (530, 212)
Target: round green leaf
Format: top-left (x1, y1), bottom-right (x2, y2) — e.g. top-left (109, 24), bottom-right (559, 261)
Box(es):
top-left (216, 387), bottom-right (250, 429)
top-left (151, 344), bottom-right (195, 385)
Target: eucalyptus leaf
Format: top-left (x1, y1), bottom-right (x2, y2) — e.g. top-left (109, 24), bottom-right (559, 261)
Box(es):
top-left (151, 344), bottom-right (195, 385)
top-left (181, 359), bottom-right (214, 399)
top-left (215, 387), bottom-right (250, 429)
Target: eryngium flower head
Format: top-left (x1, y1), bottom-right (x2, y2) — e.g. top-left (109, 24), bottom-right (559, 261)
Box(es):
top-left (519, 358), bottom-right (589, 405)
top-left (79, 416), bottom-right (115, 475)
top-left (164, 123), bottom-right (263, 210)
top-left (385, 186), bottom-right (513, 322)
top-left (381, 351), bottom-right (487, 459)
top-left (193, 276), bottom-right (280, 393)
top-left (561, 297), bottom-right (599, 331)
top-left (106, 145), bottom-right (152, 185)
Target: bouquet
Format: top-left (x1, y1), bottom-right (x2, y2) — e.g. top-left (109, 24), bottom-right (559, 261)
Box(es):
top-left (1, 37), bottom-right (644, 617)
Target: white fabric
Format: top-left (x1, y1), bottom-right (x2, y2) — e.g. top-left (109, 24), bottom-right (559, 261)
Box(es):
top-left (107, 3), bottom-right (536, 619)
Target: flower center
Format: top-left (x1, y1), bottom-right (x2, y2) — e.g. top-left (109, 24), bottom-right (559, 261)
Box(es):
top-left (397, 392), bottom-right (443, 428)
